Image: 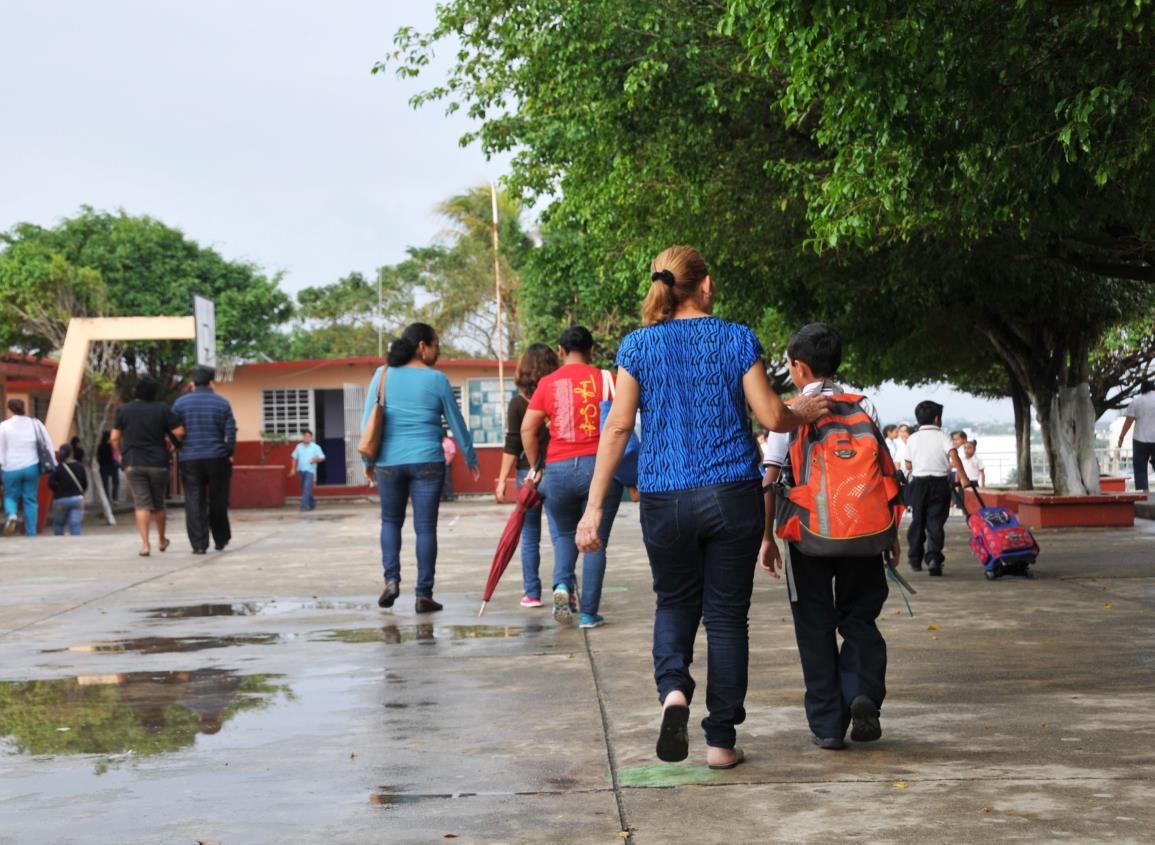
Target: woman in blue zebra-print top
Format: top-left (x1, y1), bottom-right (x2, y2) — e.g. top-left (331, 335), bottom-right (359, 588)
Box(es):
top-left (575, 245), bottom-right (827, 770)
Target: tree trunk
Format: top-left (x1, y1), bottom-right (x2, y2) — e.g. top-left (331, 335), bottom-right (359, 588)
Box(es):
top-left (1009, 376), bottom-right (1034, 490)
top-left (1033, 381), bottom-right (1101, 496)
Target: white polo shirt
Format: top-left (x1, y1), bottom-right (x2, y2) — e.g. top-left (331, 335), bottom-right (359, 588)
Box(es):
top-left (1127, 392), bottom-right (1155, 442)
top-left (905, 425), bottom-right (954, 477)
top-left (958, 451), bottom-right (985, 481)
top-left (763, 381), bottom-right (879, 469)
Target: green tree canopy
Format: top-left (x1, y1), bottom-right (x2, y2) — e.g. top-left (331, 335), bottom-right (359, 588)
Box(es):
top-left (0, 207), bottom-right (293, 381)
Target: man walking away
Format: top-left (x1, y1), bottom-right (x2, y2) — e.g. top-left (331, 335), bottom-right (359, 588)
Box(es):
top-left (1118, 381), bottom-right (1155, 492)
top-left (289, 429), bottom-right (325, 511)
top-left (173, 368), bottom-right (237, 554)
top-left (113, 377), bottom-right (184, 556)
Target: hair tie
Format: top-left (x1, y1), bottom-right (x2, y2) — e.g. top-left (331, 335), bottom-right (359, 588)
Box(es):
top-left (651, 269), bottom-right (676, 287)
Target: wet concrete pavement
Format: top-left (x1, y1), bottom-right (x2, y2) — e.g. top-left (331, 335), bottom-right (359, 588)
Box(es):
top-left (1, 502), bottom-right (1153, 844)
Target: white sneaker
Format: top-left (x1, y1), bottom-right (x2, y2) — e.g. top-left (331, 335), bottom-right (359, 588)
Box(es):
top-left (3, 516), bottom-right (16, 537)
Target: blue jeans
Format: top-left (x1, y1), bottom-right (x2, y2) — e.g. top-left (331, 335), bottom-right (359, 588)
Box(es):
top-left (517, 467), bottom-right (544, 598)
top-left (539, 455), bottom-right (622, 616)
top-left (299, 472), bottom-right (316, 510)
top-left (375, 462), bottom-right (444, 598)
top-left (640, 479), bottom-right (763, 749)
top-left (3, 464), bottom-right (42, 536)
top-left (52, 495), bottom-right (84, 535)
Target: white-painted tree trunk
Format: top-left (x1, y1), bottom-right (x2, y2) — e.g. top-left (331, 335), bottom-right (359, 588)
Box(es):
top-left (1036, 382), bottom-right (1101, 496)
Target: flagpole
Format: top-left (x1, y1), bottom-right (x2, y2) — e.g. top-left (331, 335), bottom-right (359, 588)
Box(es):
top-left (491, 181), bottom-right (505, 400)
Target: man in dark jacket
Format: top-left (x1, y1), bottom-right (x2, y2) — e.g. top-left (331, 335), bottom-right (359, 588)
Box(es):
top-left (173, 367), bottom-right (237, 554)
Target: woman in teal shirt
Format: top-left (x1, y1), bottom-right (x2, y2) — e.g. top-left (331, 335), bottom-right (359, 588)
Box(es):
top-left (363, 323), bottom-right (479, 613)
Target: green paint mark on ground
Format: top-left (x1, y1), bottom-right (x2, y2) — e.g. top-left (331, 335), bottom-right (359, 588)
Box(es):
top-left (616, 764), bottom-right (724, 788)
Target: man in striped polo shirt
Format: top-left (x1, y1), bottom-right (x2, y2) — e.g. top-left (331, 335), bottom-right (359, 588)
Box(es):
top-left (173, 367), bottom-right (237, 554)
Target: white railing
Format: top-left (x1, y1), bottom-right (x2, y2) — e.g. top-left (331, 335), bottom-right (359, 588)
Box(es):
top-left (976, 447), bottom-right (1135, 489)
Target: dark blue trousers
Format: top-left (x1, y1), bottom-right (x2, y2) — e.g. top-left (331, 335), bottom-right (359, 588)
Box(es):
top-left (787, 545), bottom-right (888, 740)
top-left (640, 479), bottom-right (763, 749)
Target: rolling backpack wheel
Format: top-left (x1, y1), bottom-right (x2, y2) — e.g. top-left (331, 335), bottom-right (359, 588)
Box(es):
top-left (984, 568), bottom-right (997, 581)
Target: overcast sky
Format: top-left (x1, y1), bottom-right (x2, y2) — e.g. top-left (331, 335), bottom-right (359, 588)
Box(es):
top-left (0, 1), bottom-right (1023, 423)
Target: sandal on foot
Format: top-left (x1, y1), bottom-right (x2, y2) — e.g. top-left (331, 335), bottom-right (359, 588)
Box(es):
top-left (707, 748), bottom-right (745, 770)
top-left (138, 549), bottom-right (150, 557)
top-left (159, 539), bottom-right (171, 552)
top-left (656, 703), bottom-right (690, 762)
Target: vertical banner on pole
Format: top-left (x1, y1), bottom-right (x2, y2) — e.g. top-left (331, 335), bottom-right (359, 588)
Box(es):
top-left (193, 295), bottom-right (217, 370)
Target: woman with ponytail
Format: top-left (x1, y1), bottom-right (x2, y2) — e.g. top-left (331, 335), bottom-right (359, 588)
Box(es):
top-left (574, 246), bottom-right (828, 769)
top-left (362, 323), bottom-right (479, 613)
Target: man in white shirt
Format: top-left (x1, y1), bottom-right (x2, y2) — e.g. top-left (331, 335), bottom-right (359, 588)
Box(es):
top-left (904, 402), bottom-right (965, 576)
top-left (1118, 381), bottom-right (1155, 491)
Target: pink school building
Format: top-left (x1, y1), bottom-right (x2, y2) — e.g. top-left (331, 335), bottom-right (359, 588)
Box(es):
top-left (214, 356), bottom-right (518, 497)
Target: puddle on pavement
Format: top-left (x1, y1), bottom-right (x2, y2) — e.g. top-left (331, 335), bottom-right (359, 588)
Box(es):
top-left (144, 599), bottom-right (370, 619)
top-left (370, 788), bottom-right (476, 805)
top-left (43, 634), bottom-right (283, 655)
top-left (316, 624), bottom-right (544, 645)
top-left (0, 670), bottom-right (290, 767)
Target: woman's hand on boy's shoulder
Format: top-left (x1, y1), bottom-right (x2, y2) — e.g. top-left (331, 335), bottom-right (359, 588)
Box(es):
top-left (791, 393), bottom-right (830, 423)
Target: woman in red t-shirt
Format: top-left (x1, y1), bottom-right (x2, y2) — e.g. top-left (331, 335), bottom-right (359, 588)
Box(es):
top-left (521, 326), bottom-right (622, 629)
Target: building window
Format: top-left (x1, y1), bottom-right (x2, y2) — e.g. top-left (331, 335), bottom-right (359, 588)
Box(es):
top-left (451, 385), bottom-right (463, 411)
top-left (261, 389), bottom-right (315, 436)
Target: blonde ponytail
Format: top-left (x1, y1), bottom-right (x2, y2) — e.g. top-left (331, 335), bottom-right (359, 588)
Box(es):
top-left (640, 245), bottom-right (710, 326)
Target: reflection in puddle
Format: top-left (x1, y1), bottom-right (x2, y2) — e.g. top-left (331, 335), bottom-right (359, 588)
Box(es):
top-left (370, 788), bottom-right (475, 806)
top-left (144, 600), bottom-right (370, 619)
top-left (317, 624), bottom-right (544, 645)
top-left (43, 634), bottom-right (282, 654)
top-left (0, 670), bottom-right (290, 767)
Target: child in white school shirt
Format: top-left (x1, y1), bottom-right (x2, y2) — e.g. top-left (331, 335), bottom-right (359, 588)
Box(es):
top-left (903, 401), bottom-right (966, 576)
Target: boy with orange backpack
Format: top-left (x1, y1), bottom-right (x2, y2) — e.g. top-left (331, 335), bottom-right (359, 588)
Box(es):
top-left (761, 323), bottom-right (901, 750)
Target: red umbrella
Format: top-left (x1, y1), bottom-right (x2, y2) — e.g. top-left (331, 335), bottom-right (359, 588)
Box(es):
top-left (478, 481), bottom-right (542, 616)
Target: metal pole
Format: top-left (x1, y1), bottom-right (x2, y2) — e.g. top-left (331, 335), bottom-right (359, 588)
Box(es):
top-left (491, 181), bottom-right (505, 399)
top-left (377, 267), bottom-right (383, 358)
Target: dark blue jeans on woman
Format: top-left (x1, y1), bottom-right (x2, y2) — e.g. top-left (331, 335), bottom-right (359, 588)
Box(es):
top-left (639, 479), bottom-right (763, 750)
top-left (539, 455), bottom-right (622, 615)
top-left (375, 462), bottom-right (444, 598)
top-left (516, 467), bottom-right (545, 598)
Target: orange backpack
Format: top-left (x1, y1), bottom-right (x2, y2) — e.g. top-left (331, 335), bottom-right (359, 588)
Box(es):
top-left (774, 393), bottom-right (901, 557)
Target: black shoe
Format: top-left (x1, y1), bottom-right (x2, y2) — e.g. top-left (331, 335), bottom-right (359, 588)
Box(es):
top-left (849, 695), bottom-right (882, 743)
top-left (215, 543), bottom-right (228, 551)
top-left (192, 549), bottom-right (207, 555)
top-left (909, 563), bottom-right (922, 572)
top-left (414, 596), bottom-right (443, 614)
top-left (377, 581), bottom-right (400, 608)
top-left (811, 735), bottom-right (846, 750)
top-left (656, 703), bottom-right (690, 762)
top-left (928, 566), bottom-right (943, 577)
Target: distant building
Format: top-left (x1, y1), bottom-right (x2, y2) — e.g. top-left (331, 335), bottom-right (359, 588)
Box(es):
top-left (214, 356), bottom-right (518, 496)
top-left (0, 354), bottom-right (56, 420)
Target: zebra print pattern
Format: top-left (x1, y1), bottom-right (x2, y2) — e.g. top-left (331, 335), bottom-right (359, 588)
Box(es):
top-left (616, 316), bottom-right (764, 493)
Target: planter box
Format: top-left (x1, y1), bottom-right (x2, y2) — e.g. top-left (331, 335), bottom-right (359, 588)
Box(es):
top-left (1100, 475), bottom-right (1128, 493)
top-left (1003, 492), bottom-right (1146, 528)
top-left (230, 465), bottom-right (287, 509)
